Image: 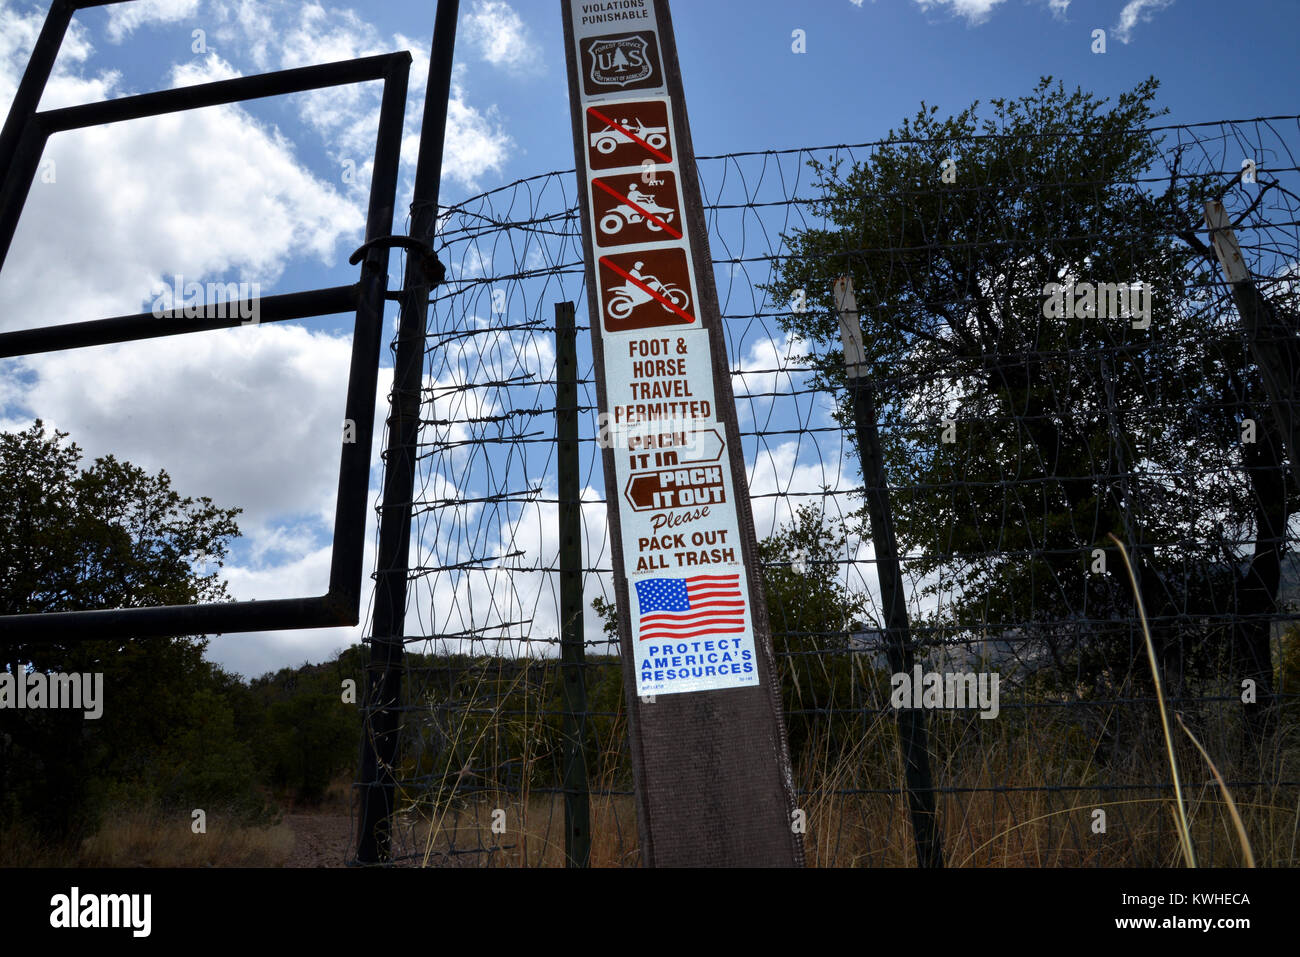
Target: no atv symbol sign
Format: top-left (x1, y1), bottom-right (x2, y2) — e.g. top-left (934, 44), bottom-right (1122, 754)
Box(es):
top-left (592, 171), bottom-right (683, 248)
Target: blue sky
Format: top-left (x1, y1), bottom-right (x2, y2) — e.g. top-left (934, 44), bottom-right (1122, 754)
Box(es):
top-left (377, 0), bottom-right (1300, 197)
top-left (1, 0), bottom-right (1297, 678)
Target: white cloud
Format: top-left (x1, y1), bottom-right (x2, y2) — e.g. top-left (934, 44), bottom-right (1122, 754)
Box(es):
top-left (0, 0), bottom-right (517, 675)
top-left (207, 2), bottom-right (514, 191)
top-left (2, 3), bottom-right (93, 78)
top-left (212, 536), bottom-right (371, 679)
top-left (914, 0), bottom-right (1068, 24)
top-left (462, 0), bottom-right (541, 75)
top-left (732, 331), bottom-right (812, 413)
top-left (106, 0), bottom-right (201, 44)
top-left (1115, 0), bottom-right (1175, 43)
top-left (211, 0), bottom-right (275, 71)
top-left (442, 68), bottom-right (514, 190)
top-left (0, 46), bottom-right (362, 334)
top-left (209, 621), bottom-right (360, 680)
top-left (913, 0), bottom-right (1007, 25)
top-left (3, 326), bottom-right (383, 534)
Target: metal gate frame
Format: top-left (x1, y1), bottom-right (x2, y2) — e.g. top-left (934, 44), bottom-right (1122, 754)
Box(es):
top-left (0, 0), bottom-right (410, 640)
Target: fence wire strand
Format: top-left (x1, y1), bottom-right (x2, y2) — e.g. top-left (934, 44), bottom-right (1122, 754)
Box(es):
top-left (358, 114), bottom-right (1300, 867)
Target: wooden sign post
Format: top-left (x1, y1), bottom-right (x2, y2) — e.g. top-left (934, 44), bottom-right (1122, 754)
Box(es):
top-left (561, 0), bottom-right (804, 866)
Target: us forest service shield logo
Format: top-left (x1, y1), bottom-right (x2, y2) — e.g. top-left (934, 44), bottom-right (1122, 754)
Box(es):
top-left (581, 31), bottom-right (663, 96)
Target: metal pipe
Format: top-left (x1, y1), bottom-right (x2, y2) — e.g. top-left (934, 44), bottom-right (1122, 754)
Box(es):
top-left (556, 300), bottom-right (591, 867)
top-left (0, 0), bottom-right (72, 184)
top-left (0, 121), bottom-right (48, 272)
top-left (0, 285), bottom-right (357, 358)
top-left (0, 594), bottom-right (354, 641)
top-left (355, 0), bottom-right (459, 866)
top-left (0, 21), bottom-right (415, 645)
top-left (38, 54), bottom-right (404, 133)
top-left (328, 54), bottom-right (411, 604)
top-left (834, 278), bottom-right (945, 868)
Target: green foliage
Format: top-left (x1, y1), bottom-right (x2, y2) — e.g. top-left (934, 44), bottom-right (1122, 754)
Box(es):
top-left (0, 421), bottom-right (238, 621)
top-left (246, 651), bottom-right (366, 805)
top-left (761, 77), bottom-right (1263, 691)
top-left (0, 421), bottom-right (252, 836)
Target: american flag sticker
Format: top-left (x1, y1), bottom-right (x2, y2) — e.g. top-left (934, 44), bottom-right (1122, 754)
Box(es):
top-left (634, 574), bottom-right (757, 694)
top-left (636, 574), bottom-right (743, 640)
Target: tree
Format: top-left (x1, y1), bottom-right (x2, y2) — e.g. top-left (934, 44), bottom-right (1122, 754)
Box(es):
top-left (757, 504), bottom-right (883, 767)
top-left (248, 655), bottom-right (365, 804)
top-left (0, 421), bottom-right (245, 834)
top-left (762, 77), bottom-right (1285, 724)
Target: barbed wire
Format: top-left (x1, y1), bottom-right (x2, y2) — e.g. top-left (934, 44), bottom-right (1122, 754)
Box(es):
top-left (360, 114), bottom-right (1300, 868)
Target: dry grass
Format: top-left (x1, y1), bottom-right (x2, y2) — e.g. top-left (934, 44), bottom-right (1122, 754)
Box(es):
top-left (386, 696), bottom-right (1300, 867)
top-left (793, 703), bottom-right (1300, 867)
top-left (395, 793), bottom-right (639, 867)
top-left (80, 809), bottom-right (295, 867)
top-left (12, 670), bottom-right (1290, 868)
top-left (393, 758), bottom-right (1299, 868)
top-left (5, 718), bottom-right (1294, 867)
top-left (0, 823), bottom-right (80, 867)
top-left (0, 809), bottom-right (295, 868)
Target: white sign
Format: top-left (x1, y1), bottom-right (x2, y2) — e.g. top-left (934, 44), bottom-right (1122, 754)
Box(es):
top-left (569, 0), bottom-right (761, 696)
top-left (570, 1), bottom-right (665, 102)
top-left (603, 330), bottom-right (758, 695)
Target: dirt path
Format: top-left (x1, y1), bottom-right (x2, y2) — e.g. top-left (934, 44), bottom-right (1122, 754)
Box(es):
top-left (283, 813), bottom-right (353, 868)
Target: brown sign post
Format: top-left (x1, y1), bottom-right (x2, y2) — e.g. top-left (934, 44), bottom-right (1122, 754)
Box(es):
top-left (561, 0), bottom-right (804, 866)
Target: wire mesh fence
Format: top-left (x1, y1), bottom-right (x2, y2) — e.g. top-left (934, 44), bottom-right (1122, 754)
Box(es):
top-left (359, 107), bottom-right (1300, 867)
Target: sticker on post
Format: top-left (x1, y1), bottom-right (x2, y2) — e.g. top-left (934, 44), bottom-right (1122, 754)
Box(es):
top-left (634, 573), bottom-right (758, 695)
top-left (598, 247), bottom-right (696, 332)
top-left (592, 172), bottom-right (683, 248)
top-left (579, 31), bottom-right (663, 97)
top-left (585, 99), bottom-right (673, 171)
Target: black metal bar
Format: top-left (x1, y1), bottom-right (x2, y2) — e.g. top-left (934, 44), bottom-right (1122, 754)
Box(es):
top-left (556, 300), bottom-right (591, 868)
top-left (0, 119), bottom-right (47, 272)
top-left (328, 53), bottom-right (411, 605)
top-left (0, 285), bottom-right (357, 358)
top-left (354, 0), bottom-right (459, 867)
top-left (0, 36), bottom-right (412, 640)
top-left (0, 595), bottom-right (353, 640)
top-left (0, 0), bottom-right (69, 185)
top-left (846, 374), bottom-right (945, 868)
top-left (38, 54), bottom-right (402, 133)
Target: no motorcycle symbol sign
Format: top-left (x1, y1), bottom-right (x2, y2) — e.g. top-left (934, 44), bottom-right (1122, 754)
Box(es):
top-left (598, 247), bottom-right (696, 333)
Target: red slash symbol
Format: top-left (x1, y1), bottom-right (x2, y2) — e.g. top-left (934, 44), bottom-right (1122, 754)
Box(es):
top-left (592, 177), bottom-right (683, 241)
top-left (601, 255), bottom-right (694, 326)
top-left (587, 105), bottom-right (672, 164)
